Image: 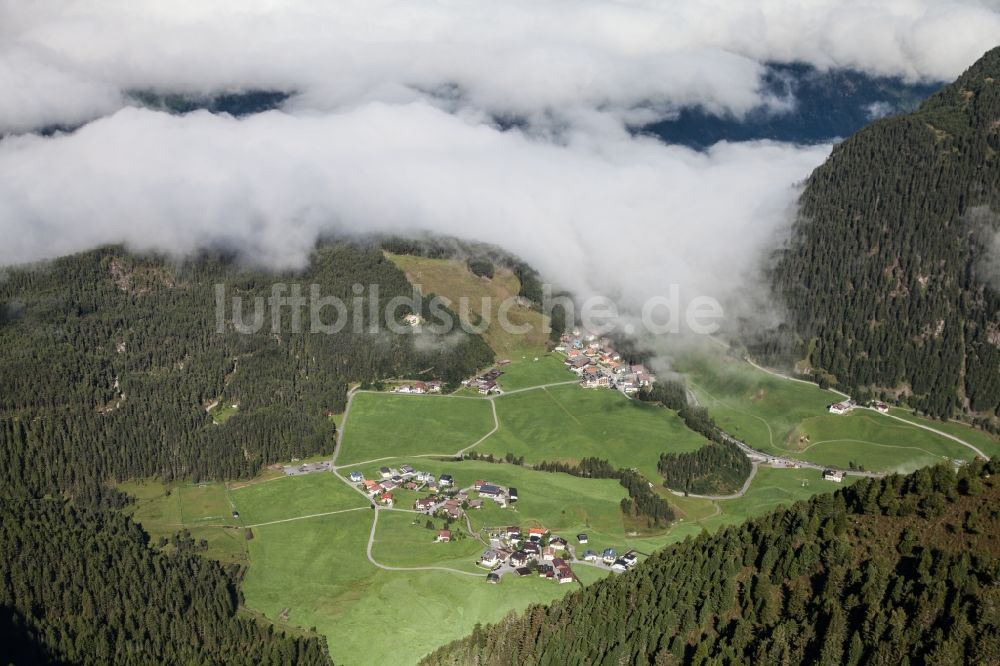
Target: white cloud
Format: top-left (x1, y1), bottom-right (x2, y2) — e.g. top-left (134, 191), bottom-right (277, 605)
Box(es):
top-left (0, 0), bottom-right (993, 335)
top-left (0, 103), bottom-right (830, 316)
top-left (1, 1), bottom-right (998, 132)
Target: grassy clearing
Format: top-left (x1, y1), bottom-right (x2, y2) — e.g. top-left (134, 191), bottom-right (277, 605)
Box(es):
top-left (337, 392), bottom-right (495, 465)
top-left (496, 352), bottom-right (574, 391)
top-left (386, 252), bottom-right (549, 355)
top-left (120, 479), bottom-right (247, 564)
top-left (789, 412), bottom-right (977, 473)
top-left (241, 510), bottom-right (585, 665)
top-left (229, 473), bottom-right (367, 525)
top-left (209, 402), bottom-right (239, 424)
top-left (886, 408), bottom-right (1000, 458)
top-left (370, 510), bottom-right (483, 572)
top-left (680, 351), bottom-right (988, 471)
top-left (480, 384), bottom-right (710, 481)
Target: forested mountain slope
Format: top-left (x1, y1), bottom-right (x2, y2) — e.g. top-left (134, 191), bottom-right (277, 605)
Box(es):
top-left (0, 243), bottom-right (492, 501)
top-left (423, 460), bottom-right (1000, 665)
top-left (1, 498), bottom-right (331, 665)
top-left (0, 241), bottom-right (497, 663)
top-left (767, 46), bottom-right (1000, 420)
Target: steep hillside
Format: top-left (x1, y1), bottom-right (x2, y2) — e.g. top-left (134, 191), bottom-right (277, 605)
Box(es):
top-left (0, 243), bottom-right (492, 501)
top-left (422, 460), bottom-right (1000, 665)
top-left (0, 498), bottom-right (330, 665)
top-left (767, 47), bottom-right (1000, 420)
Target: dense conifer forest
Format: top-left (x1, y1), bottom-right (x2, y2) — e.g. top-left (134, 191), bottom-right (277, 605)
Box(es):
top-left (422, 459), bottom-right (1000, 665)
top-left (0, 243), bottom-right (492, 500)
top-left (0, 241), bottom-right (495, 663)
top-left (0, 498), bottom-right (330, 665)
top-left (765, 47), bottom-right (1000, 421)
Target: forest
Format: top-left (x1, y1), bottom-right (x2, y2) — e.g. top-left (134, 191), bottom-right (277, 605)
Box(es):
top-left (422, 459), bottom-right (1000, 665)
top-left (764, 46), bottom-right (1000, 421)
top-left (0, 241), bottom-right (499, 663)
top-left (0, 498), bottom-right (330, 665)
top-left (0, 243), bottom-right (493, 501)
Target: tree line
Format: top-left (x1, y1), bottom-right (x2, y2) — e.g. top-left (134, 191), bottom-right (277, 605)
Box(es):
top-left (422, 459), bottom-right (1000, 665)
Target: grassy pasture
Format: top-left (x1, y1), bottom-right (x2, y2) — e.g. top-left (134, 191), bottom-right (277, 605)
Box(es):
top-left (229, 472), bottom-right (368, 526)
top-left (337, 392), bottom-right (495, 465)
top-left (386, 252), bottom-right (550, 355)
top-left (480, 384), bottom-right (711, 481)
top-left (495, 352), bottom-right (575, 391)
top-left (680, 351), bottom-right (990, 471)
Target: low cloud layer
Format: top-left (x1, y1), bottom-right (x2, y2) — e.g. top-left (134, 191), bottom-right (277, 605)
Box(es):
top-left (0, 103), bottom-right (829, 313)
top-left (0, 1), bottom-right (995, 337)
top-left (3, 1), bottom-right (999, 132)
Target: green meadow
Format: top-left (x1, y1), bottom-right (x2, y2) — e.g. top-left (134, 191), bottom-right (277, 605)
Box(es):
top-left (495, 352), bottom-right (575, 391)
top-left (241, 509), bottom-right (589, 665)
top-left (480, 384), bottom-right (711, 481)
top-left (229, 473), bottom-right (368, 525)
top-left (679, 351), bottom-right (989, 471)
top-left (337, 392), bottom-right (496, 465)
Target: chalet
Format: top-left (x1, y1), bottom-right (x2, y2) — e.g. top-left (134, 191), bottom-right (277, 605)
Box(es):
top-left (828, 400), bottom-right (857, 415)
top-left (823, 469), bottom-right (845, 483)
top-left (415, 471), bottom-right (433, 483)
top-left (400, 464), bottom-right (415, 475)
top-left (411, 381), bottom-right (426, 394)
top-left (415, 497), bottom-right (437, 511)
top-left (468, 499), bottom-right (484, 510)
top-left (349, 471), bottom-right (364, 482)
top-left (379, 492), bottom-right (394, 507)
top-left (390, 475), bottom-right (403, 483)
top-left (556, 567), bottom-right (574, 584)
top-left (364, 480), bottom-right (381, 494)
top-left (509, 551), bottom-right (530, 567)
top-left (403, 481), bottom-right (418, 491)
top-left (871, 400), bottom-right (890, 414)
top-left (477, 380), bottom-right (499, 395)
top-left (576, 533), bottom-right (589, 543)
top-left (379, 466), bottom-right (392, 479)
top-left (551, 557), bottom-right (566, 568)
top-left (549, 536), bottom-right (567, 550)
top-left (473, 480), bottom-right (486, 491)
top-left (439, 474), bottom-right (454, 487)
top-left (427, 381), bottom-right (443, 393)
top-left (486, 573), bottom-right (500, 584)
top-left (379, 480), bottom-right (398, 491)
top-left (478, 484), bottom-right (502, 497)
top-left (508, 487), bottom-right (518, 501)
top-left (480, 550), bottom-right (501, 568)
top-left (505, 526), bottom-right (521, 539)
top-left (630, 364), bottom-right (646, 375)
top-left (611, 559), bottom-right (628, 573)
top-left (542, 546), bottom-right (556, 561)
top-left (528, 527), bottom-right (549, 541)
top-left (567, 357), bottom-right (591, 372)
top-left (436, 530), bottom-right (451, 542)
top-left (602, 548), bottom-right (617, 564)
top-left (582, 550), bottom-right (598, 562)
top-left (515, 567), bottom-right (532, 577)
top-left (396, 385), bottom-right (412, 394)
top-left (522, 542), bottom-right (540, 556)
top-left (622, 551), bottom-right (639, 567)
top-left (537, 564), bottom-right (554, 578)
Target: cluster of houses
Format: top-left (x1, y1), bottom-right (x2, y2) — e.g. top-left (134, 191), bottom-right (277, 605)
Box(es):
top-left (462, 367), bottom-right (505, 395)
top-left (392, 380), bottom-right (443, 394)
top-left (480, 526), bottom-right (576, 584)
top-left (827, 399), bottom-right (890, 415)
top-left (415, 478), bottom-right (518, 522)
top-left (580, 547), bottom-right (640, 573)
top-left (351, 464), bottom-right (447, 508)
top-left (557, 332), bottom-right (655, 394)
